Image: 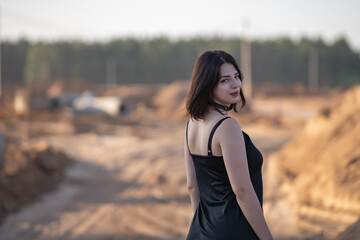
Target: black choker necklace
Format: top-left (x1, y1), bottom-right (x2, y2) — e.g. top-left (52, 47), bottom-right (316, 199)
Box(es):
top-left (213, 103), bottom-right (233, 111)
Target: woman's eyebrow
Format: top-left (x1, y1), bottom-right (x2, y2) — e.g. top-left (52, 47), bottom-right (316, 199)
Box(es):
top-left (220, 72), bottom-right (239, 78)
top-left (220, 75), bottom-right (231, 78)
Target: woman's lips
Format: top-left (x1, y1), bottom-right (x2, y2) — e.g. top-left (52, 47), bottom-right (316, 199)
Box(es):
top-left (230, 91), bottom-right (239, 97)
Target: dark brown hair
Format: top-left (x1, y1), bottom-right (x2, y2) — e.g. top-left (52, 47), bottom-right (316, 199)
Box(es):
top-left (186, 50), bottom-right (246, 120)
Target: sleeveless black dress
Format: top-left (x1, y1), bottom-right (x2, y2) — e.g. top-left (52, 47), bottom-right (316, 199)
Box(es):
top-left (186, 117), bottom-right (263, 240)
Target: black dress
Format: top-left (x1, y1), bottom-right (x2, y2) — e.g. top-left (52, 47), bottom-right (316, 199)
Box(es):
top-left (186, 116), bottom-right (263, 240)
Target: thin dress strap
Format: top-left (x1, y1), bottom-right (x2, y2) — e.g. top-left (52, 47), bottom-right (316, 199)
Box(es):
top-left (208, 116), bottom-right (231, 156)
top-left (186, 119), bottom-right (191, 155)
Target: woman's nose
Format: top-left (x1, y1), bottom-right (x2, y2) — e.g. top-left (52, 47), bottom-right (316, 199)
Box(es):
top-left (231, 78), bottom-right (241, 88)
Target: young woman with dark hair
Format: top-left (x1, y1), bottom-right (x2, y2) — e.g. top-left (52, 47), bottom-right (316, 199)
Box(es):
top-left (184, 50), bottom-right (273, 240)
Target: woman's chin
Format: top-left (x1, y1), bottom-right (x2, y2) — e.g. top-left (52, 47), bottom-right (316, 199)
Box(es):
top-left (230, 98), bottom-right (240, 104)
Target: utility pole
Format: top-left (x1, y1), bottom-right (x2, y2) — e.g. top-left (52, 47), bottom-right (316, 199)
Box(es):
top-left (240, 19), bottom-right (252, 110)
top-left (308, 47), bottom-right (319, 92)
top-left (106, 57), bottom-right (117, 88)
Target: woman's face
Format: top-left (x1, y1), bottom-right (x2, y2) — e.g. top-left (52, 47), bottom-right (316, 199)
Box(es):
top-left (213, 63), bottom-right (242, 106)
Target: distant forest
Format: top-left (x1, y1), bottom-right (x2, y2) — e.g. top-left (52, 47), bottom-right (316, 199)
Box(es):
top-left (2, 36), bottom-right (360, 88)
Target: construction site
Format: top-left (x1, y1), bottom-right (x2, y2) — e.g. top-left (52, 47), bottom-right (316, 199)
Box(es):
top-left (0, 81), bottom-right (359, 240)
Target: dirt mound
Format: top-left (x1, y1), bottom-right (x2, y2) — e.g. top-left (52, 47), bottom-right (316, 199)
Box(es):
top-left (151, 81), bottom-right (189, 119)
top-left (268, 85), bottom-right (360, 238)
top-left (334, 218), bottom-right (360, 240)
top-left (0, 140), bottom-right (73, 223)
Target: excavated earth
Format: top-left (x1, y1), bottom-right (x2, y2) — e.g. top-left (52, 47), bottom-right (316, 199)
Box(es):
top-left (0, 82), bottom-right (359, 240)
top-left (266, 86), bottom-right (360, 240)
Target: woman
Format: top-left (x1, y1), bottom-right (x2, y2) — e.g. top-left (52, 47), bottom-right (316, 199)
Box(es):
top-left (184, 50), bottom-right (273, 240)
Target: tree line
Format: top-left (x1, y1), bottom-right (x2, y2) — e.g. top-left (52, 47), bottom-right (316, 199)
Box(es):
top-left (2, 36), bottom-right (360, 88)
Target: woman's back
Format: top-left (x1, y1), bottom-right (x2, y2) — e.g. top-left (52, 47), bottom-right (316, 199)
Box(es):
top-left (186, 116), bottom-right (263, 240)
top-left (186, 114), bottom-right (228, 157)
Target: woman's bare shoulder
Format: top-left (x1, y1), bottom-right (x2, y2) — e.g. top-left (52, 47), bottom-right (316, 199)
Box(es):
top-left (221, 117), bottom-right (242, 130)
top-left (217, 117), bottom-right (243, 139)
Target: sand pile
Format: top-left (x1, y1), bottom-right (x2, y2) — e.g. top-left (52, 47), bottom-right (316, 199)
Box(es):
top-left (0, 140), bottom-right (72, 223)
top-left (152, 81), bottom-right (189, 119)
top-left (334, 218), bottom-right (360, 240)
top-left (267, 85), bottom-right (360, 239)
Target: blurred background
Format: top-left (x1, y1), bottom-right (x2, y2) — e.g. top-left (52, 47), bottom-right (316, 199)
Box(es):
top-left (0, 0), bottom-right (359, 240)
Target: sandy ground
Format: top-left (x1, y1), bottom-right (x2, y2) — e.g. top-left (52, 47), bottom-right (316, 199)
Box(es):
top-left (0, 95), bottom-right (329, 240)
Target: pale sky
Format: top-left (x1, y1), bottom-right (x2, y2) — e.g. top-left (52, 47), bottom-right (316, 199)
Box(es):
top-left (1, 0), bottom-right (360, 51)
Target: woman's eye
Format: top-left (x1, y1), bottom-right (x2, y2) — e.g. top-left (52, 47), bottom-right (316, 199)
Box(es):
top-left (221, 79), bottom-right (228, 83)
top-left (235, 75), bottom-right (239, 79)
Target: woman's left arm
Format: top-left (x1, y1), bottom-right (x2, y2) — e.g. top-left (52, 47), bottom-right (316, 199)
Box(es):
top-left (218, 118), bottom-right (273, 240)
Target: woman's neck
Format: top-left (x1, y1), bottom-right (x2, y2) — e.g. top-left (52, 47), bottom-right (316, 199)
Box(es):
top-left (208, 105), bottom-right (228, 116)
top-left (213, 102), bottom-right (232, 111)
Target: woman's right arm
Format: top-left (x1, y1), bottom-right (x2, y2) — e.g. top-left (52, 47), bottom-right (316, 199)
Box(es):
top-left (218, 118), bottom-right (273, 240)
